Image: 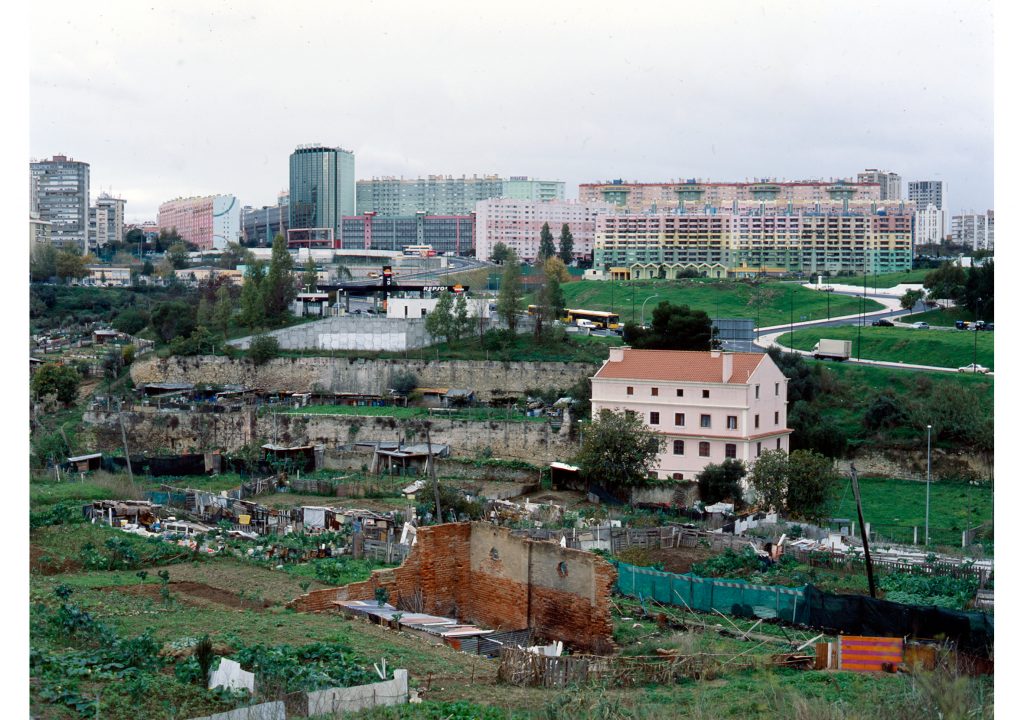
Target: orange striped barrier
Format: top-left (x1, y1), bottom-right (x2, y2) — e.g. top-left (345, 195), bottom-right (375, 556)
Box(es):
top-left (838, 635), bottom-right (903, 672)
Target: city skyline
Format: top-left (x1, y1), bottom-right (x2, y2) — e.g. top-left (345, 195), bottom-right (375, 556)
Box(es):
top-left (30, 1), bottom-right (993, 223)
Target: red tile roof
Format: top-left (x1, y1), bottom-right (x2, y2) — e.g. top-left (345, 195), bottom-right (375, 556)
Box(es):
top-left (593, 349), bottom-right (766, 384)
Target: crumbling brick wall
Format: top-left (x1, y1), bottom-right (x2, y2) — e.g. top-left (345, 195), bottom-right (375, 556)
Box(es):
top-left (288, 522), bottom-right (616, 653)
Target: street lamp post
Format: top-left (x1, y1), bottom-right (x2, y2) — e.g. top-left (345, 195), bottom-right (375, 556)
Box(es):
top-left (789, 289), bottom-right (794, 354)
top-left (640, 294), bottom-right (659, 328)
top-left (974, 297), bottom-right (981, 369)
top-left (925, 424), bottom-right (932, 546)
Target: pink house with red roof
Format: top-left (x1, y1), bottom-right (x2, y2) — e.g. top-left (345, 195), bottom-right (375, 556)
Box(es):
top-left (591, 347), bottom-right (791, 481)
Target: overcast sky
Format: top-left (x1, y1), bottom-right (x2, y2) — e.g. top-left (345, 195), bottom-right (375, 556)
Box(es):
top-left (29, 0), bottom-right (993, 222)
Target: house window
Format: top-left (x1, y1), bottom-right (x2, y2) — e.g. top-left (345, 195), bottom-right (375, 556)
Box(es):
top-left (699, 441), bottom-right (710, 457)
top-left (650, 411), bottom-right (660, 425)
top-left (700, 414), bottom-right (711, 428)
top-left (757, 441), bottom-right (762, 456)
top-left (775, 382), bottom-right (780, 396)
top-left (776, 438), bottom-right (781, 450)
top-left (673, 440), bottom-right (685, 455)
top-left (774, 411), bottom-right (779, 425)
top-left (755, 414), bottom-right (760, 429)
top-left (702, 389), bottom-right (710, 398)
top-left (674, 413), bottom-right (685, 426)
top-left (626, 386), bottom-right (633, 396)
top-left (676, 389), bottom-right (684, 397)
top-left (672, 472), bottom-right (685, 480)
top-left (725, 443), bottom-right (737, 459)
top-left (755, 385), bottom-right (760, 399)
top-left (651, 387), bottom-right (659, 396)
top-left (727, 416), bottom-right (738, 430)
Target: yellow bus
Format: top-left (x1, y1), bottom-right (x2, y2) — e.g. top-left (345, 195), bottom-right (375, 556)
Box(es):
top-left (527, 306), bottom-right (621, 330)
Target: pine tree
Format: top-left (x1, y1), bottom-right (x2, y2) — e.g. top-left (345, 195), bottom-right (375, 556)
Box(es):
top-left (196, 296), bottom-right (213, 328)
top-left (301, 256), bottom-right (318, 292)
top-left (264, 235), bottom-right (296, 323)
top-left (425, 290), bottom-right (455, 343)
top-left (213, 284), bottom-right (233, 338)
top-left (558, 224), bottom-right (574, 264)
top-left (538, 222), bottom-right (556, 262)
top-left (496, 252), bottom-right (523, 331)
top-left (453, 292), bottom-right (471, 341)
top-left (239, 260), bottom-right (267, 329)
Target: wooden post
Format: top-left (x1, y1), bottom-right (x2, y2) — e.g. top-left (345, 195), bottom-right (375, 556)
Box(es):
top-left (849, 463), bottom-right (876, 599)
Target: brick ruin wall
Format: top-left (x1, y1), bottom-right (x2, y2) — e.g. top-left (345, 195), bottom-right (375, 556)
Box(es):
top-left (288, 522), bottom-right (617, 654)
top-left (130, 356), bottom-right (596, 402)
top-left (82, 409), bottom-right (576, 464)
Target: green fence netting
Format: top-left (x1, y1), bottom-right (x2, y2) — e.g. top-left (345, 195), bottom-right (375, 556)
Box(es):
top-left (616, 562), bottom-right (810, 625)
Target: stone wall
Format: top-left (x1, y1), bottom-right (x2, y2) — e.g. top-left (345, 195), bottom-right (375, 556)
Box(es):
top-left (849, 448), bottom-right (994, 481)
top-left (288, 522), bottom-right (616, 654)
top-left (83, 408), bottom-right (575, 463)
top-left (130, 356), bottom-right (596, 402)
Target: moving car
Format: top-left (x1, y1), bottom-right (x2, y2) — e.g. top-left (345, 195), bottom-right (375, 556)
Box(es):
top-left (957, 364), bottom-right (990, 374)
top-left (912, 322), bottom-right (929, 329)
top-left (871, 319), bottom-right (894, 327)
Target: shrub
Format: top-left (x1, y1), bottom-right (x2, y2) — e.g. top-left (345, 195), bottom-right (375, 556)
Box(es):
top-left (247, 335), bottom-right (280, 365)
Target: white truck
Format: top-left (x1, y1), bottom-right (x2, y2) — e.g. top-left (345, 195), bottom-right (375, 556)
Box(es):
top-left (812, 338), bottom-right (852, 361)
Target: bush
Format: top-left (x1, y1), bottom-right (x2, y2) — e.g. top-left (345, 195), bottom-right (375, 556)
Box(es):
top-left (388, 370), bottom-right (418, 396)
top-left (31, 363), bottom-right (81, 405)
top-left (247, 335), bottom-right (280, 365)
top-left (696, 459), bottom-right (746, 506)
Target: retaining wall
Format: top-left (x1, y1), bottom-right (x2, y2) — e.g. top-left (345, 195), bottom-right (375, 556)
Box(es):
top-left (228, 317), bottom-right (433, 351)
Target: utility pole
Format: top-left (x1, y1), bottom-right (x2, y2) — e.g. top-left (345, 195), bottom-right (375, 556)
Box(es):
top-left (849, 463), bottom-right (876, 598)
top-left (925, 424), bottom-right (932, 546)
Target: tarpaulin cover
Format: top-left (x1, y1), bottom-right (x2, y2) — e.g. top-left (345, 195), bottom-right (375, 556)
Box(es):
top-left (106, 454), bottom-right (207, 476)
top-left (616, 562), bottom-right (993, 654)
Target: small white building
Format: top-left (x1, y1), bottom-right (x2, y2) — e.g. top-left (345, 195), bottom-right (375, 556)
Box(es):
top-left (386, 295), bottom-right (488, 320)
top-left (84, 266), bottom-right (132, 287)
top-left (591, 347), bottom-right (791, 481)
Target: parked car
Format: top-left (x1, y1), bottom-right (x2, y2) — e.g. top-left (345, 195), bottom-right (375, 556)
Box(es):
top-left (955, 320), bottom-right (969, 330)
top-left (871, 319), bottom-right (894, 327)
top-left (912, 322), bottom-right (929, 329)
top-left (957, 364), bottom-right (990, 374)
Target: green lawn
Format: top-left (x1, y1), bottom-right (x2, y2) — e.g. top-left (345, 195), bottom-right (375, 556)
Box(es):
top-left (554, 280), bottom-right (884, 327)
top-left (777, 326), bottom-right (994, 369)
top-left (828, 268), bottom-right (930, 287)
top-left (831, 476), bottom-right (993, 549)
top-left (903, 306), bottom-right (980, 327)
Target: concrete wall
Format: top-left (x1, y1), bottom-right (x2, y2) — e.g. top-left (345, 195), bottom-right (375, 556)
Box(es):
top-left (186, 702), bottom-right (285, 720)
top-left (305, 670), bottom-right (408, 717)
top-left (228, 316), bottom-right (433, 351)
top-left (289, 522), bottom-right (616, 654)
top-left (131, 356), bottom-right (596, 402)
top-left (83, 408), bottom-right (575, 463)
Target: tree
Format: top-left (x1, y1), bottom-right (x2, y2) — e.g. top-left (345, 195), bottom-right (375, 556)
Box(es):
top-left (957, 261), bottom-right (994, 321)
top-left (543, 256), bottom-right (571, 283)
top-left (218, 242), bottom-right (249, 270)
top-left (785, 450), bottom-right (839, 523)
top-left (558, 224), bottom-right (575, 265)
top-left (900, 288), bottom-right (925, 311)
top-left (496, 252), bottom-right (523, 331)
top-left (389, 370), bottom-right (419, 397)
top-left (213, 284), bottom-right (234, 338)
top-left (452, 292), bottom-right (471, 341)
top-left (112, 308), bottom-right (149, 336)
top-left (623, 301), bottom-right (717, 350)
top-left (247, 335), bottom-right (280, 365)
top-left (301, 256), bottom-right (319, 292)
top-left (141, 259), bottom-right (155, 276)
top-left (170, 325), bottom-right (220, 356)
top-left (863, 392), bottom-right (905, 431)
top-left (263, 235), bottom-right (296, 322)
top-left (31, 243), bottom-right (58, 282)
top-left (575, 409), bottom-right (666, 494)
top-left (166, 242), bottom-right (190, 270)
top-left (748, 450), bottom-right (789, 513)
top-left (55, 250), bottom-right (89, 283)
top-left (31, 363), bottom-right (80, 405)
top-left (534, 262), bottom-right (566, 342)
top-left (196, 296), bottom-right (213, 328)
top-left (151, 300), bottom-right (197, 343)
top-left (425, 291), bottom-right (455, 343)
top-left (490, 242), bottom-right (512, 265)
top-left (923, 261), bottom-right (966, 303)
top-left (124, 227), bottom-right (144, 246)
top-left (239, 260), bottom-right (267, 329)
top-left (537, 222), bottom-right (556, 262)
top-left (696, 459), bottom-right (746, 506)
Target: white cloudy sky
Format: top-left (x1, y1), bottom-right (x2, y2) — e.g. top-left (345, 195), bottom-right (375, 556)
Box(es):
top-left (29, 0), bottom-right (993, 222)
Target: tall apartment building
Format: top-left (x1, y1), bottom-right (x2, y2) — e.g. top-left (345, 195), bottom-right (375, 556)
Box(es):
top-left (908, 180), bottom-right (946, 211)
top-left (857, 169), bottom-right (902, 200)
top-left (242, 193), bottom-right (290, 246)
top-left (89, 193), bottom-right (126, 248)
top-left (474, 199), bottom-right (614, 263)
top-left (951, 210), bottom-right (994, 251)
top-left (578, 179), bottom-right (880, 214)
top-left (30, 155), bottom-right (90, 251)
top-left (591, 348), bottom-right (791, 480)
top-left (158, 195), bottom-right (241, 251)
top-left (908, 180), bottom-right (948, 244)
top-left (289, 145), bottom-right (355, 243)
top-left (30, 212), bottom-right (52, 253)
top-left (336, 213), bottom-right (475, 255)
top-left (356, 176), bottom-right (564, 215)
top-left (593, 203), bottom-right (914, 277)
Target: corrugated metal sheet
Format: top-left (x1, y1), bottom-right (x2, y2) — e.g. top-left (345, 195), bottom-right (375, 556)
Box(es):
top-left (839, 635), bottom-right (903, 672)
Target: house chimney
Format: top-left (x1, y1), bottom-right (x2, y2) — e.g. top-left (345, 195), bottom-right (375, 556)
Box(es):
top-left (721, 352), bottom-right (733, 383)
top-left (608, 346), bottom-right (627, 362)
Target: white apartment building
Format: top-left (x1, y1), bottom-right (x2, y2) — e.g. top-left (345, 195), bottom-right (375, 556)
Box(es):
top-left (914, 204), bottom-right (947, 246)
top-left (951, 211), bottom-right (994, 251)
top-left (857, 169), bottom-right (902, 201)
top-left (591, 348), bottom-right (791, 481)
top-left (474, 199), bottom-right (613, 263)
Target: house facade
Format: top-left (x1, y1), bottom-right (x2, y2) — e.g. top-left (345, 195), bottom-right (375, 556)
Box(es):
top-left (591, 347), bottom-right (791, 481)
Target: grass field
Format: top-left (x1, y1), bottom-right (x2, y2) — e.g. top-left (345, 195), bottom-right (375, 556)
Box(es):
top-left (829, 268), bottom-right (930, 287)
top-left (777, 326), bottom-right (994, 369)
top-left (555, 279), bottom-right (884, 327)
top-left (831, 476), bottom-right (993, 550)
top-left (903, 306), bottom-right (980, 327)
